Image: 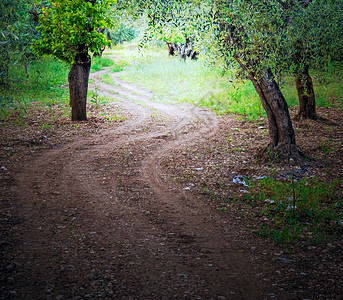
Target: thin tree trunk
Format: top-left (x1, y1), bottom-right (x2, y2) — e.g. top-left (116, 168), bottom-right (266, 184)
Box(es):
top-left (167, 42), bottom-right (176, 56)
top-left (68, 53), bottom-right (91, 121)
top-left (295, 65), bottom-right (317, 120)
top-left (235, 57), bottom-right (305, 161)
top-left (106, 29), bottom-right (112, 49)
top-left (0, 50), bottom-right (10, 89)
top-left (25, 64), bottom-right (29, 78)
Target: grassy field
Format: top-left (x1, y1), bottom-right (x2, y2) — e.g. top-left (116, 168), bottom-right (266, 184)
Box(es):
top-left (0, 55), bottom-right (118, 120)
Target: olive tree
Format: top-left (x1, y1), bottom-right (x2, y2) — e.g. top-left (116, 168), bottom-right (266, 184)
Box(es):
top-left (207, 0), bottom-right (308, 160)
top-left (285, 0), bottom-right (343, 119)
top-left (32, 0), bottom-right (114, 121)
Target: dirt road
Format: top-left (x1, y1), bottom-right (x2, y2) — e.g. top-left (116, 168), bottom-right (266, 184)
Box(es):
top-left (1, 67), bottom-right (297, 299)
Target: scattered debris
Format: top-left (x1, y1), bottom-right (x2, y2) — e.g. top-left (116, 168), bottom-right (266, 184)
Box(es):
top-left (232, 175), bottom-right (250, 187)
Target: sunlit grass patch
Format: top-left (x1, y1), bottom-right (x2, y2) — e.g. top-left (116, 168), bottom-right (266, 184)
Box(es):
top-left (121, 52), bottom-right (264, 118)
top-left (100, 74), bottom-right (114, 85)
top-left (111, 60), bottom-right (130, 73)
top-left (90, 56), bottom-right (115, 73)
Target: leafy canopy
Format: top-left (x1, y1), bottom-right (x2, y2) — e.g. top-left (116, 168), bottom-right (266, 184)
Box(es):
top-left (32, 0), bottom-right (115, 64)
top-left (203, 0), bottom-right (343, 77)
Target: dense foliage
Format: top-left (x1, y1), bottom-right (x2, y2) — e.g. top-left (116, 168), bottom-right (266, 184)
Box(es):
top-left (0, 0), bottom-right (37, 88)
top-left (32, 0), bottom-right (114, 64)
top-left (131, 0), bottom-right (342, 159)
top-left (110, 23), bottom-right (137, 45)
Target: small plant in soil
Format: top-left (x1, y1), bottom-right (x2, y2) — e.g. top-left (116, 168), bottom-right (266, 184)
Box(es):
top-left (106, 113), bottom-right (126, 123)
top-left (321, 140), bottom-right (336, 154)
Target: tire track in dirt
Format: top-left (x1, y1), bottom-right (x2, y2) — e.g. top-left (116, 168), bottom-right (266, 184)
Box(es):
top-left (5, 67), bottom-right (283, 299)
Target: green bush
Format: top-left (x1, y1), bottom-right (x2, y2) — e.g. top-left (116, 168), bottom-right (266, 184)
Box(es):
top-left (110, 24), bottom-right (137, 46)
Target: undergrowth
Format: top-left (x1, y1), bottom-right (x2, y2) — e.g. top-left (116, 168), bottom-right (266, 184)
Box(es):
top-left (249, 175), bottom-right (343, 245)
top-left (1, 57), bottom-right (69, 122)
top-left (1, 55), bottom-right (119, 123)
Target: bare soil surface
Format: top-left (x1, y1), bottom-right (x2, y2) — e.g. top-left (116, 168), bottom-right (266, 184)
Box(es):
top-left (1, 65), bottom-right (342, 299)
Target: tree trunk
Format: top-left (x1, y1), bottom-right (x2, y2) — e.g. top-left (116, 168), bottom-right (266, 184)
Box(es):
top-left (235, 57), bottom-right (305, 161)
top-left (25, 64), bottom-right (29, 78)
top-left (106, 30), bottom-right (112, 49)
top-left (167, 42), bottom-right (177, 56)
top-left (68, 53), bottom-right (91, 121)
top-left (295, 65), bottom-right (317, 120)
top-left (0, 49), bottom-right (10, 89)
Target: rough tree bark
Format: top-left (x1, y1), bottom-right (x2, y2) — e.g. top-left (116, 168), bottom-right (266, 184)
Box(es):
top-left (295, 65), bottom-right (317, 120)
top-left (167, 42), bottom-right (178, 56)
top-left (68, 53), bottom-right (91, 121)
top-left (236, 57), bottom-right (305, 161)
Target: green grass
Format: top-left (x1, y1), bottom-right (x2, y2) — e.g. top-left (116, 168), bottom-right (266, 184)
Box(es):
top-left (1, 54), bottom-right (121, 121)
top-left (100, 74), bottom-right (114, 85)
top-left (90, 56), bottom-right (115, 73)
top-left (8, 57), bottom-right (69, 103)
top-left (119, 47), bottom-right (263, 118)
top-left (1, 57), bottom-right (70, 121)
top-left (252, 176), bottom-right (343, 244)
top-left (111, 60), bottom-right (130, 73)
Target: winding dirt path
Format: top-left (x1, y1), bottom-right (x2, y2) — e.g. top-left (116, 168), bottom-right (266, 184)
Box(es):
top-left (1, 67), bottom-right (288, 299)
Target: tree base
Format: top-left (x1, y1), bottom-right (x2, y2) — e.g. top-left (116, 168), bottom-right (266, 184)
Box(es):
top-left (257, 143), bottom-right (312, 164)
top-left (294, 112), bottom-right (318, 121)
top-left (293, 114), bottom-right (337, 126)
